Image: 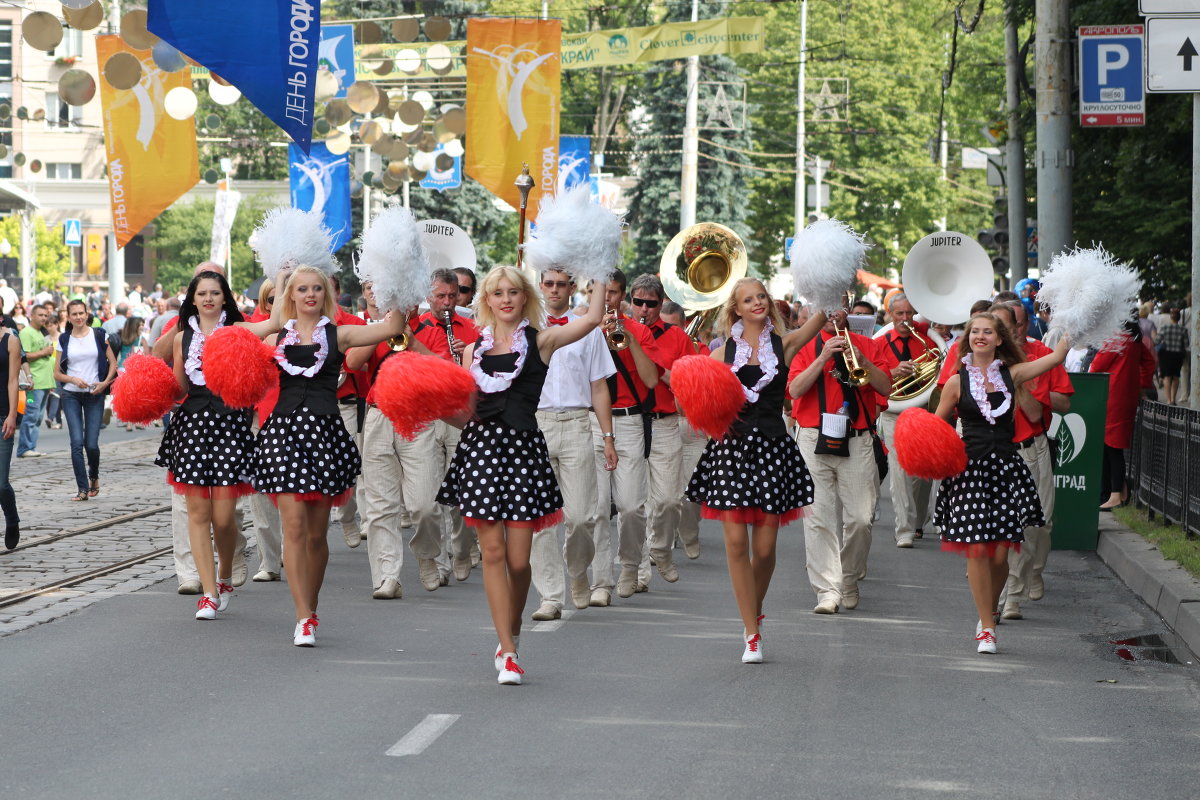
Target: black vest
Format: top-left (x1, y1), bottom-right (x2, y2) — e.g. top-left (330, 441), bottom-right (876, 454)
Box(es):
top-left (474, 327), bottom-right (547, 432)
top-left (273, 325), bottom-right (345, 417)
top-left (956, 362), bottom-right (1018, 459)
top-left (722, 333), bottom-right (788, 438)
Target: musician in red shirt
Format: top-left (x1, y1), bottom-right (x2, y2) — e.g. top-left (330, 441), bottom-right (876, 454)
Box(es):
top-left (787, 308), bottom-right (892, 614)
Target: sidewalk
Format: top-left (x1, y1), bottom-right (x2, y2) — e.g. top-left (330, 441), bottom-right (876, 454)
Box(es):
top-left (1096, 512), bottom-right (1200, 657)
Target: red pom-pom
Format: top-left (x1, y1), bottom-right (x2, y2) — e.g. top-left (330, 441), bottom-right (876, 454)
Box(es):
top-left (202, 326), bottom-right (276, 408)
top-left (374, 352), bottom-right (476, 439)
top-left (670, 355), bottom-right (746, 439)
top-left (112, 354), bottom-right (179, 425)
top-left (894, 407), bottom-right (968, 480)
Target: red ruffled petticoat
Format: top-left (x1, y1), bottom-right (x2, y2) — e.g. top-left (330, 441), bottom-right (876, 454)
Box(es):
top-left (940, 539), bottom-right (1022, 558)
top-left (700, 504), bottom-right (808, 527)
top-left (265, 487), bottom-right (354, 507)
top-left (464, 509), bottom-right (564, 531)
top-left (167, 473), bottom-right (255, 500)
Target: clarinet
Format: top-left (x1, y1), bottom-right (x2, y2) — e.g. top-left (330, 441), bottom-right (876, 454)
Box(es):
top-left (443, 309), bottom-right (461, 365)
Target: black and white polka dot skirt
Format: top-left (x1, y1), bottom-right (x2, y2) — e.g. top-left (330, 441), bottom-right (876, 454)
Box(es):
top-left (252, 409), bottom-right (361, 505)
top-left (155, 406), bottom-right (255, 498)
top-left (686, 431), bottom-right (815, 526)
top-left (935, 450), bottom-right (1043, 556)
top-left (436, 418), bottom-right (564, 529)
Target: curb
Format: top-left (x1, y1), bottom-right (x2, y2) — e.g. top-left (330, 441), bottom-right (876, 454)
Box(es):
top-left (1096, 513), bottom-right (1200, 658)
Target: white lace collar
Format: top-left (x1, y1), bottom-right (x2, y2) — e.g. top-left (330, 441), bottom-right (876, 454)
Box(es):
top-left (962, 355), bottom-right (1011, 425)
top-left (470, 320), bottom-right (530, 394)
top-left (184, 312), bottom-right (226, 386)
top-left (730, 318), bottom-right (777, 403)
top-left (275, 316), bottom-right (331, 377)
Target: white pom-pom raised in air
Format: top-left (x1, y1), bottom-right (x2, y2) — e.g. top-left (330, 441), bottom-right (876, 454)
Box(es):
top-left (250, 207), bottom-right (338, 280)
top-left (355, 205), bottom-right (431, 314)
top-left (522, 184), bottom-right (624, 285)
top-left (789, 218), bottom-right (869, 313)
top-left (1038, 244), bottom-right (1141, 350)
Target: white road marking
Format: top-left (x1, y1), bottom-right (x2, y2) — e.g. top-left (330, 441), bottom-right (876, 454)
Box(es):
top-left (531, 609), bottom-right (575, 632)
top-left (385, 714), bottom-right (460, 757)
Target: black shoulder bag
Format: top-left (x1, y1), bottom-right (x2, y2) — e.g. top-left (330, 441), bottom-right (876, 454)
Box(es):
top-left (607, 350), bottom-right (653, 459)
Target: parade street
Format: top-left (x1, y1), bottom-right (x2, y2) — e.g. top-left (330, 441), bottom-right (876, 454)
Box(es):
top-left (1, 436), bottom-right (1196, 800)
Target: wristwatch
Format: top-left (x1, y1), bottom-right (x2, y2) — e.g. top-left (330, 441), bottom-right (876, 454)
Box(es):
top-left (601, 432), bottom-right (615, 439)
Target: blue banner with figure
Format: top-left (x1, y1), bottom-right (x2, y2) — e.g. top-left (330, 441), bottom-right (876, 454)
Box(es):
top-left (558, 136), bottom-right (591, 193)
top-left (320, 24), bottom-right (355, 99)
top-left (289, 143), bottom-right (351, 251)
top-left (147, 0), bottom-right (319, 153)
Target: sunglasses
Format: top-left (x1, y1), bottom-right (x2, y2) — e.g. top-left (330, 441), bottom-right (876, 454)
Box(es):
top-left (541, 280), bottom-right (572, 289)
top-left (266, 296), bottom-right (275, 304)
top-left (458, 285), bottom-right (475, 294)
top-left (631, 298), bottom-right (660, 308)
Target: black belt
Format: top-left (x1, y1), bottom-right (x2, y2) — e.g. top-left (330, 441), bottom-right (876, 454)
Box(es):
top-left (339, 396), bottom-right (361, 406)
top-left (648, 411), bottom-right (677, 420)
top-left (1016, 435), bottom-right (1042, 450)
top-left (846, 427), bottom-right (868, 438)
top-left (611, 406), bottom-right (642, 417)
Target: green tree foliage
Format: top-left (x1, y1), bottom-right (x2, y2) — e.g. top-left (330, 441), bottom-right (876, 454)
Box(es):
top-left (0, 216), bottom-right (74, 291)
top-left (151, 195), bottom-right (280, 294)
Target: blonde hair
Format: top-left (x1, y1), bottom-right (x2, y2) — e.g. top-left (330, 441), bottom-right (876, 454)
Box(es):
top-left (474, 266), bottom-right (544, 331)
top-left (718, 277), bottom-right (787, 336)
top-left (258, 278), bottom-right (275, 310)
top-left (279, 266), bottom-right (338, 322)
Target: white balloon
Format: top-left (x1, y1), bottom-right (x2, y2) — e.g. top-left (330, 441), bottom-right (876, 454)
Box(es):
top-left (208, 80), bottom-right (241, 106)
top-left (412, 91), bottom-right (434, 111)
top-left (164, 86), bottom-right (198, 120)
top-left (411, 150), bottom-right (436, 172)
top-left (443, 139), bottom-right (464, 158)
top-left (395, 49), bottom-right (421, 74)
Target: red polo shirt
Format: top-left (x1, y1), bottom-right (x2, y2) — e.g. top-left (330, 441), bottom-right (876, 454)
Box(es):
top-left (414, 311), bottom-right (479, 361)
top-left (609, 315), bottom-right (665, 410)
top-left (643, 319), bottom-right (694, 413)
top-left (787, 330), bottom-right (887, 430)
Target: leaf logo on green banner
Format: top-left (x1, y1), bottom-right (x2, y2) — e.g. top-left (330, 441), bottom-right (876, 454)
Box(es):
top-left (1051, 412), bottom-right (1087, 467)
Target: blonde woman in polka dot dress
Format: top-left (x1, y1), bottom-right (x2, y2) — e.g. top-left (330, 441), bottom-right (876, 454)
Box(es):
top-left (933, 311), bottom-right (1068, 654)
top-left (437, 266), bottom-right (608, 685)
top-left (685, 278), bottom-right (827, 664)
top-left (156, 271), bottom-right (282, 621)
top-left (253, 266), bottom-right (410, 646)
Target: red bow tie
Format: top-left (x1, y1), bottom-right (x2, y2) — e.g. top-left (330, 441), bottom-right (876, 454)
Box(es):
top-left (547, 315), bottom-right (569, 326)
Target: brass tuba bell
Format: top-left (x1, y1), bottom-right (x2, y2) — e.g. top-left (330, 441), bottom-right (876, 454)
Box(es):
top-left (659, 222), bottom-right (748, 342)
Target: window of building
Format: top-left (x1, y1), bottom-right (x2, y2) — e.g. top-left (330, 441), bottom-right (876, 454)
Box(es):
top-left (45, 92), bottom-right (82, 128)
top-left (48, 25), bottom-right (83, 61)
top-left (44, 162), bottom-right (82, 180)
top-left (0, 22), bottom-right (12, 179)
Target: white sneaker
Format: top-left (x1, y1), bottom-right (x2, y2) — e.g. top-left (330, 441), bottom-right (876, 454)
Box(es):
top-left (195, 595), bottom-right (218, 620)
top-left (177, 579), bottom-right (202, 595)
top-left (494, 637), bottom-right (520, 670)
top-left (896, 536), bottom-right (914, 548)
top-left (252, 570), bottom-right (280, 582)
top-left (742, 633), bottom-right (763, 664)
top-left (452, 556), bottom-right (472, 581)
top-left (1029, 575), bottom-right (1045, 601)
top-left (531, 602), bottom-right (561, 621)
top-left (418, 559), bottom-right (441, 592)
top-left (570, 575), bottom-right (591, 609)
top-left (1001, 599), bottom-right (1023, 620)
top-left (842, 585), bottom-right (859, 610)
top-left (217, 581), bottom-right (234, 612)
top-left (616, 566), bottom-right (638, 598)
top-left (343, 525), bottom-right (362, 548)
top-left (294, 618), bottom-right (316, 647)
top-left (656, 559), bottom-right (680, 583)
top-left (976, 627), bottom-right (998, 654)
top-left (372, 578), bottom-right (401, 599)
top-left (813, 598), bottom-right (839, 615)
top-left (231, 556), bottom-right (247, 587)
top-left (497, 653), bottom-right (524, 685)
top-left (589, 588), bottom-right (611, 607)
top-left (681, 537), bottom-right (701, 560)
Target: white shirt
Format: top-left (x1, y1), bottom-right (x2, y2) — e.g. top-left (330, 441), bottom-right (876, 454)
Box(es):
top-left (58, 330), bottom-right (100, 391)
top-left (538, 326), bottom-right (615, 410)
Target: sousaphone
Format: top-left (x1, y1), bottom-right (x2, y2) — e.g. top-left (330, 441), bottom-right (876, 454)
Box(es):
top-left (659, 222), bottom-right (748, 340)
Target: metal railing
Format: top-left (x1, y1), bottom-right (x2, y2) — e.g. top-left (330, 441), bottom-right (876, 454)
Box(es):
top-left (1128, 399), bottom-right (1200, 538)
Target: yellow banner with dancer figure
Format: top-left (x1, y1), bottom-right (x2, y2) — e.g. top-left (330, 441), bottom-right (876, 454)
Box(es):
top-left (98, 35), bottom-right (199, 248)
top-left (465, 18), bottom-right (561, 224)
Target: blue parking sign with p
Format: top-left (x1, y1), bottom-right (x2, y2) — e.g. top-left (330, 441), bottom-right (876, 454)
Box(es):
top-left (1078, 25), bottom-right (1145, 127)
top-left (63, 218), bottom-right (82, 247)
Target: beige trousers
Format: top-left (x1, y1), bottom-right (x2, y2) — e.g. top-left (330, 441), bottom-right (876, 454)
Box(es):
top-left (638, 415), bottom-right (685, 584)
top-left (433, 419), bottom-right (471, 572)
top-left (589, 414), bottom-right (648, 589)
top-left (794, 427), bottom-right (880, 602)
top-left (878, 411), bottom-right (932, 543)
top-left (530, 409), bottom-right (599, 608)
top-left (1005, 434), bottom-right (1055, 602)
top-left (359, 406), bottom-right (443, 589)
top-left (676, 420), bottom-right (709, 549)
top-left (336, 400), bottom-right (362, 535)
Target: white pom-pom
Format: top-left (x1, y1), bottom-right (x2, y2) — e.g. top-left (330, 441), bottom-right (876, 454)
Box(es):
top-left (789, 218), bottom-right (869, 313)
top-left (522, 184), bottom-right (624, 285)
top-left (1038, 245), bottom-right (1141, 349)
top-left (355, 205), bottom-right (431, 314)
top-left (251, 207), bottom-right (338, 280)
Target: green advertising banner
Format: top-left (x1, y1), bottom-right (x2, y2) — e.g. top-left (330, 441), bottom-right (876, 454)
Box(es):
top-left (1049, 372), bottom-right (1110, 549)
top-left (350, 16), bottom-right (765, 81)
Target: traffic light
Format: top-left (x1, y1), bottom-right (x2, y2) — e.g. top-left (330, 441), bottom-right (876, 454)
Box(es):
top-left (977, 196), bottom-right (1009, 274)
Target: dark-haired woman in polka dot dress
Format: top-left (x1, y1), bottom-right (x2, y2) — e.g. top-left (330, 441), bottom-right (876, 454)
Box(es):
top-left (253, 266), bottom-right (409, 646)
top-left (436, 266), bottom-right (608, 685)
top-left (156, 270), bottom-right (281, 621)
top-left (934, 311), bottom-right (1069, 654)
top-left (685, 278), bottom-right (826, 664)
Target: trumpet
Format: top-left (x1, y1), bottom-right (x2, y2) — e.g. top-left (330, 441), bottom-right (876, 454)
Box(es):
top-left (388, 330), bottom-right (412, 352)
top-left (833, 320), bottom-right (871, 387)
top-left (889, 322), bottom-right (945, 401)
top-left (605, 306), bottom-right (629, 351)
top-left (442, 309), bottom-right (461, 365)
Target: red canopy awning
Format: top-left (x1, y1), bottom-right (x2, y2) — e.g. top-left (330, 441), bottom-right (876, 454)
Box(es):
top-left (857, 269), bottom-right (901, 289)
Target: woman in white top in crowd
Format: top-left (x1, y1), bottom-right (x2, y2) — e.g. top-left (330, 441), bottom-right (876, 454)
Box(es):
top-left (53, 299), bottom-right (117, 501)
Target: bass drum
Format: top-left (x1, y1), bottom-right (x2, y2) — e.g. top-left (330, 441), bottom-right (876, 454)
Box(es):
top-left (873, 322), bottom-right (947, 412)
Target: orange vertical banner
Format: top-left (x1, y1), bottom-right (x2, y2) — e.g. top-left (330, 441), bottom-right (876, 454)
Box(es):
top-left (465, 18), bottom-right (561, 223)
top-left (97, 35), bottom-right (199, 248)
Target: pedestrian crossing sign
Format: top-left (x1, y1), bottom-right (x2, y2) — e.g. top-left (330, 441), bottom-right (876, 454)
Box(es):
top-left (63, 218), bottom-right (82, 247)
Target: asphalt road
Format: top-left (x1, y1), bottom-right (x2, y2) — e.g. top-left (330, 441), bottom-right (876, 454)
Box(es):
top-left (1, 483), bottom-right (1198, 799)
